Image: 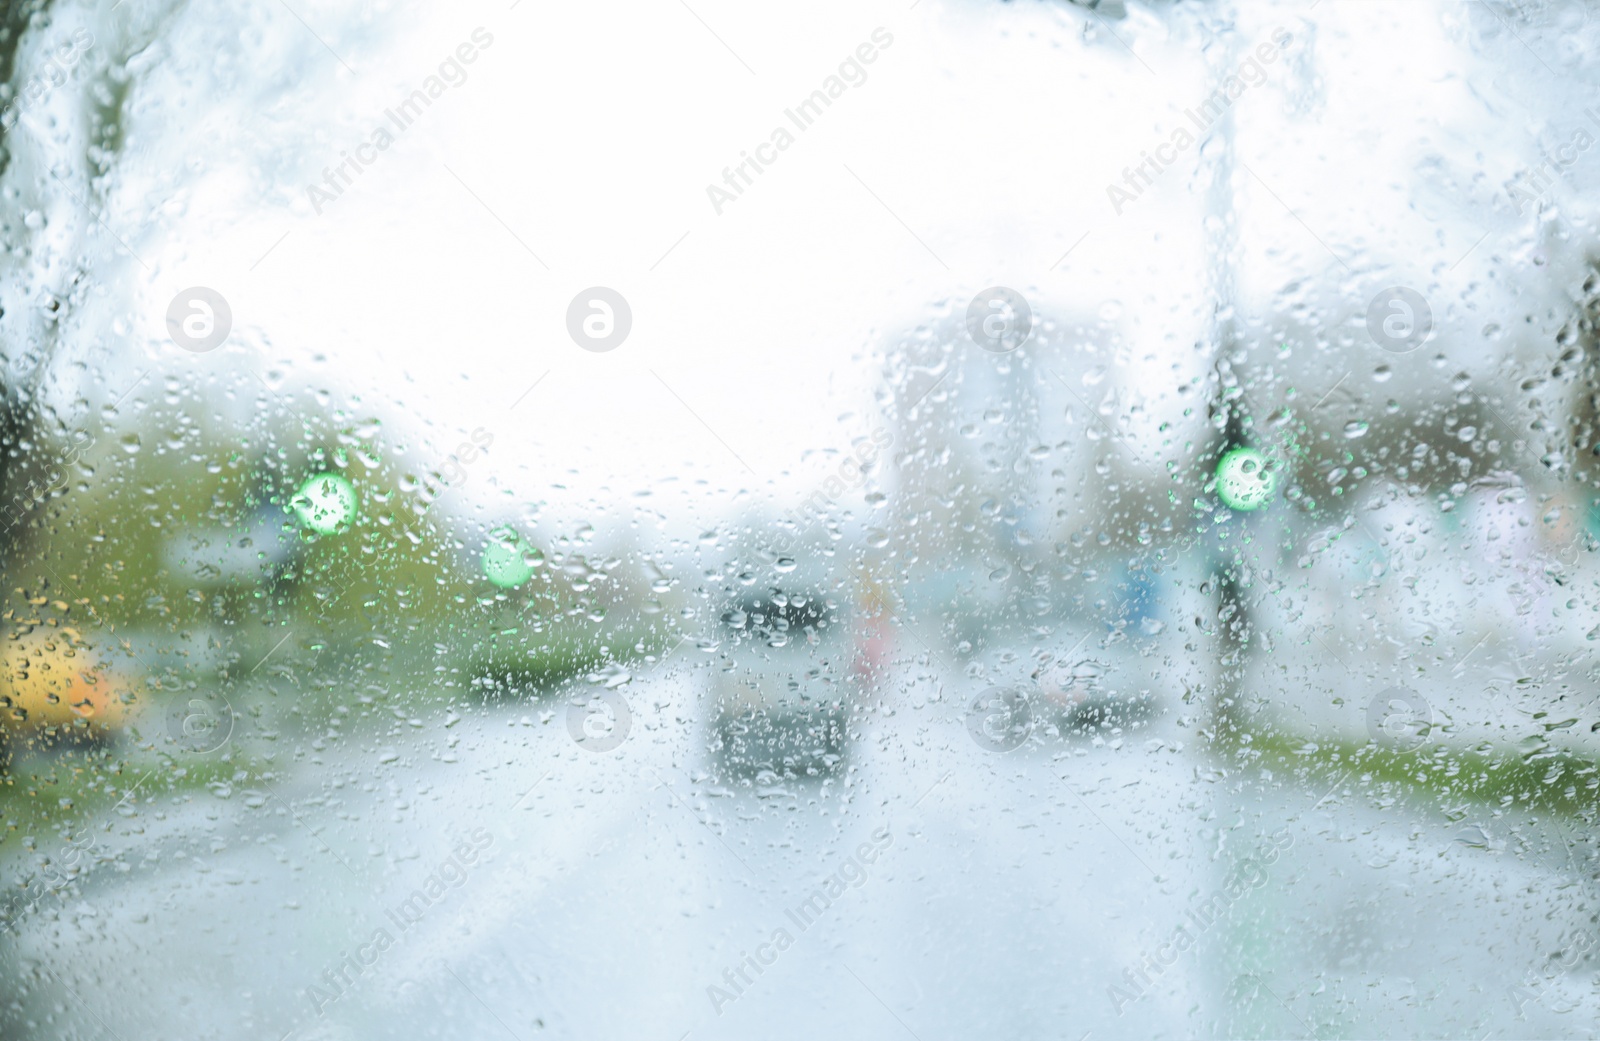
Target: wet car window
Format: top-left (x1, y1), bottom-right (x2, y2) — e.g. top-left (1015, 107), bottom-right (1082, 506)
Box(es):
top-left (3, 1), bottom-right (1600, 1038)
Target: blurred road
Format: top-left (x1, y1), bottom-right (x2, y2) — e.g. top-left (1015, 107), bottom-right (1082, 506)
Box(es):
top-left (4, 658), bottom-right (1597, 1041)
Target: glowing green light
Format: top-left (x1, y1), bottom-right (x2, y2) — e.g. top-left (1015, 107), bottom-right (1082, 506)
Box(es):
top-left (1215, 447), bottom-right (1277, 511)
top-left (482, 527), bottom-right (541, 589)
top-left (292, 472), bottom-right (357, 533)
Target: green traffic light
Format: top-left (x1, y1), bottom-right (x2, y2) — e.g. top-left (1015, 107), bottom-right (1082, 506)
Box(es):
top-left (482, 526), bottom-right (540, 588)
top-left (1215, 447), bottom-right (1277, 511)
top-left (292, 472), bottom-right (358, 533)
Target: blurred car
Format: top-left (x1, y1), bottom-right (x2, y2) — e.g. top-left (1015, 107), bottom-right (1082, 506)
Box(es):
top-left (970, 563), bottom-right (1180, 742)
top-left (708, 586), bottom-right (855, 780)
top-left (0, 629), bottom-right (129, 744)
top-left (1031, 651), bottom-right (1156, 734)
top-left (158, 503), bottom-right (300, 591)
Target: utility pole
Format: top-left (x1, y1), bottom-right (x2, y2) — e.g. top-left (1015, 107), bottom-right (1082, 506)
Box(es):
top-left (1192, 4), bottom-right (1254, 741)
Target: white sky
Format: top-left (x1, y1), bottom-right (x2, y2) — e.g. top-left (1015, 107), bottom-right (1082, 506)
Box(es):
top-left (15, 0), bottom-right (1600, 535)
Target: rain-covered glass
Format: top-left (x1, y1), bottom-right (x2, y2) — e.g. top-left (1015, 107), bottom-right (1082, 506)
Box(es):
top-left (3, 1), bottom-right (1599, 1038)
